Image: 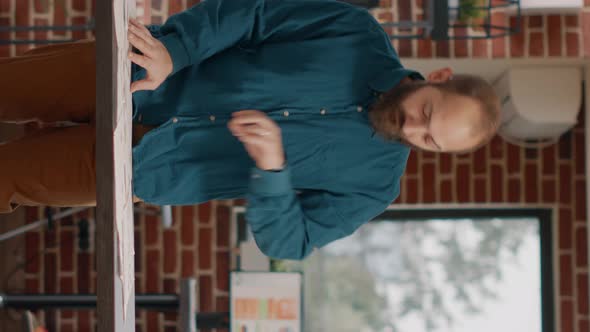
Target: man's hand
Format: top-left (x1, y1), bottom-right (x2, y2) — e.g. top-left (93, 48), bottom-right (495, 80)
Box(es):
top-left (127, 18), bottom-right (173, 93)
top-left (228, 110), bottom-right (286, 171)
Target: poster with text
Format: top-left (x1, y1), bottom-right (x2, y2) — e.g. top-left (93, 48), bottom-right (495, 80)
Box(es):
top-left (231, 272), bottom-right (302, 332)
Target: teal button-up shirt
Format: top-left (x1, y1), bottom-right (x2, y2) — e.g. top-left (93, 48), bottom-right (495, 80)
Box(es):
top-left (131, 0), bottom-right (423, 259)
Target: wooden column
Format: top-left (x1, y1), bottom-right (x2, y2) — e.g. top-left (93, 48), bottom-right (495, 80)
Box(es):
top-left (95, 0), bottom-right (136, 331)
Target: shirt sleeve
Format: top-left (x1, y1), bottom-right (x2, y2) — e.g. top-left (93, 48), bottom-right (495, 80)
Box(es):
top-left (245, 166), bottom-right (393, 260)
top-left (156, 0), bottom-right (376, 75)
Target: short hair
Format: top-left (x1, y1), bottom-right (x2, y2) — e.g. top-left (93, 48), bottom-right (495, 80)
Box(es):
top-left (435, 74), bottom-right (501, 153)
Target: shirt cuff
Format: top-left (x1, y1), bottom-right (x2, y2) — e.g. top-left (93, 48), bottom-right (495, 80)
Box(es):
top-left (249, 166), bottom-right (292, 196)
top-left (158, 33), bottom-right (191, 76)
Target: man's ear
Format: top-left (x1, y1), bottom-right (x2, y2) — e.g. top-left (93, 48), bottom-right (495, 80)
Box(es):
top-left (427, 67), bottom-right (453, 83)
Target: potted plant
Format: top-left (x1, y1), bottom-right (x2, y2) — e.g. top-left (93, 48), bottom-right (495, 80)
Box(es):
top-left (449, 0), bottom-right (488, 29)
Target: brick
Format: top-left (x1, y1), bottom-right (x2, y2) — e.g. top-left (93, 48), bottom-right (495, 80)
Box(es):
top-left (169, 0), bottom-right (186, 14)
top-left (163, 230), bottom-right (177, 274)
top-left (565, 15), bottom-right (578, 27)
top-left (529, 32), bottom-right (545, 56)
top-left (181, 250), bottom-right (194, 277)
top-left (422, 162), bottom-right (435, 203)
top-left (438, 153), bottom-right (452, 174)
top-left (198, 202), bottom-right (212, 225)
top-left (435, 41), bottom-right (450, 58)
top-left (217, 205), bottom-right (231, 247)
top-left (576, 227), bottom-right (588, 267)
top-left (60, 229), bottom-right (74, 272)
top-left (561, 300), bottom-right (574, 332)
top-left (163, 278), bottom-right (177, 293)
top-left (0, 0), bottom-right (11, 12)
top-left (547, 15), bottom-right (562, 56)
top-left (559, 165), bottom-right (572, 204)
top-left (541, 145), bottom-right (556, 175)
top-left (510, 17), bottom-right (525, 57)
top-left (560, 254), bottom-right (573, 296)
top-left (398, 39), bottom-right (412, 57)
top-left (541, 179), bottom-right (556, 203)
top-left (578, 273), bottom-right (589, 314)
top-left (199, 275), bottom-right (213, 312)
top-left (216, 251), bottom-right (230, 292)
top-left (78, 311), bottom-right (90, 332)
top-left (379, 0), bottom-right (391, 7)
top-left (405, 178), bottom-right (418, 203)
top-left (472, 148), bottom-right (487, 174)
top-left (575, 131), bottom-right (585, 174)
top-left (198, 228), bottom-right (212, 269)
top-left (491, 13), bottom-right (506, 58)
top-left (146, 250), bottom-right (160, 292)
top-left (528, 15), bottom-right (543, 28)
top-left (135, 276), bottom-right (142, 293)
top-left (181, 206), bottom-right (195, 245)
top-left (474, 178), bottom-right (486, 203)
top-left (472, 39), bottom-right (488, 58)
top-left (524, 164), bottom-right (538, 203)
top-left (217, 296), bottom-right (230, 311)
top-left (580, 319), bottom-right (589, 332)
top-left (566, 32), bottom-right (580, 57)
top-left (152, 0), bottom-right (163, 10)
top-left (45, 226), bottom-right (57, 248)
top-left (559, 131), bottom-right (573, 159)
top-left (146, 311), bottom-right (159, 332)
top-left (489, 136), bottom-right (503, 159)
top-left (559, 209), bottom-right (573, 250)
top-left (135, 230), bottom-right (142, 271)
top-left (583, 13), bottom-right (590, 57)
top-left (25, 278), bottom-right (39, 292)
top-left (456, 164), bottom-right (470, 202)
top-left (71, 16), bottom-right (89, 40)
top-left (507, 144), bottom-right (521, 174)
top-left (44, 253), bottom-right (57, 293)
top-left (406, 152), bottom-right (418, 175)
top-left (72, 0), bottom-right (87, 11)
top-left (60, 277), bottom-right (75, 319)
top-left (233, 198), bottom-right (247, 206)
top-left (454, 27), bottom-right (469, 58)
top-left (26, 207), bottom-right (39, 224)
top-left (490, 165), bottom-right (503, 202)
top-left (45, 310), bottom-right (57, 332)
top-left (440, 179), bottom-right (452, 203)
top-left (508, 178), bottom-right (521, 202)
top-left (52, 0), bottom-right (67, 37)
top-left (525, 148), bottom-right (537, 160)
top-left (418, 38), bottom-right (432, 58)
top-left (145, 214), bottom-right (160, 245)
top-left (25, 232), bottom-right (40, 273)
top-left (576, 180), bottom-right (587, 222)
top-left (77, 252), bottom-right (91, 292)
top-left (61, 323), bottom-right (74, 332)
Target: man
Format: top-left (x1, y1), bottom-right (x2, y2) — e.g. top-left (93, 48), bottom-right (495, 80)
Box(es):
top-left (0, 0), bottom-right (500, 259)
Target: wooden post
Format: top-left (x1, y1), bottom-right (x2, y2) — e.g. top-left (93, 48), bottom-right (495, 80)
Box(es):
top-left (95, 0), bottom-right (136, 331)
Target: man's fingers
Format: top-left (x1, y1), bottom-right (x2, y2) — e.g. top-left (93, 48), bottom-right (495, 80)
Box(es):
top-left (129, 19), bottom-right (156, 46)
top-left (235, 132), bottom-right (266, 146)
top-left (130, 79), bottom-right (155, 93)
top-left (128, 29), bottom-right (153, 56)
top-left (128, 51), bottom-right (150, 69)
top-left (230, 111), bottom-right (277, 128)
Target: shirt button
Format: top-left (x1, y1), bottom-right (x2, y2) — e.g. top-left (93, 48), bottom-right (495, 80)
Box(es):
top-left (320, 108), bottom-right (327, 115)
top-left (283, 111), bottom-right (290, 117)
top-left (209, 115), bottom-right (216, 122)
top-left (356, 106), bottom-right (363, 112)
top-left (172, 117), bottom-right (178, 123)
top-left (138, 114), bottom-right (143, 122)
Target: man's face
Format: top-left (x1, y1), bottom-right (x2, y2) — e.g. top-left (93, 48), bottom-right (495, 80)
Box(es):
top-left (369, 81), bottom-right (485, 153)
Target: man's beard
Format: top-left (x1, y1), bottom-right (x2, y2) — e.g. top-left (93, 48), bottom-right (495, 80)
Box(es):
top-left (368, 80), bottom-right (427, 142)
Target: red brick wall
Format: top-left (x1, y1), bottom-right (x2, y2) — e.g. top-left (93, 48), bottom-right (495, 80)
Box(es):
top-left (1, 0), bottom-right (589, 331)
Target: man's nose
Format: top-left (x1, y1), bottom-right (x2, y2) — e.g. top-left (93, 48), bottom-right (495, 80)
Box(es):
top-left (402, 117), bottom-right (427, 138)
